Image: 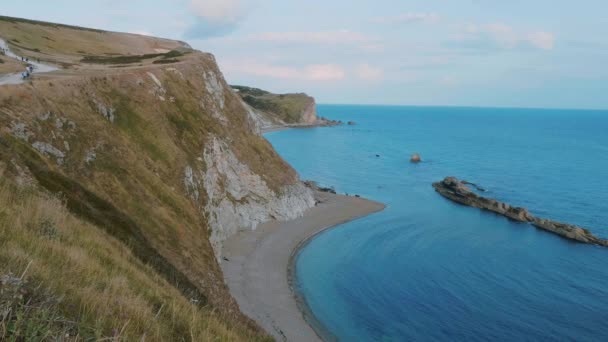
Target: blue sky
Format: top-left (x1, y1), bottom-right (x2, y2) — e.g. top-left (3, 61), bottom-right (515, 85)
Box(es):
top-left (3, 0), bottom-right (607, 109)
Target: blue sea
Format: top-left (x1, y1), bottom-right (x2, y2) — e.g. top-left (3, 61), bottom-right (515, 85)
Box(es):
top-left (265, 105), bottom-right (608, 341)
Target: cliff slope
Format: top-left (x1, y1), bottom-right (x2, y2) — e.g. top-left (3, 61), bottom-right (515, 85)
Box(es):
top-left (0, 16), bottom-right (314, 340)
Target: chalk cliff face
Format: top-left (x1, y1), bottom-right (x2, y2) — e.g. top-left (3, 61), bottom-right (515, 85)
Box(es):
top-left (0, 15), bottom-right (315, 340)
top-left (301, 100), bottom-right (318, 124)
top-left (185, 136), bottom-right (314, 259)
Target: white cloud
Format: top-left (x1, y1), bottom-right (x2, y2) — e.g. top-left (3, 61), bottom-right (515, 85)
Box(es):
top-left (221, 60), bottom-right (346, 81)
top-left (306, 64), bottom-right (346, 81)
top-left (527, 31), bottom-right (555, 50)
top-left (372, 12), bottom-right (440, 25)
top-left (485, 23), bottom-right (519, 48)
top-left (185, 0), bottom-right (252, 38)
top-left (456, 23), bottom-right (555, 51)
top-left (249, 30), bottom-right (373, 45)
top-left (355, 64), bottom-right (384, 81)
top-left (190, 0), bottom-right (245, 22)
top-left (244, 30), bottom-right (384, 52)
top-left (439, 75), bottom-right (458, 86)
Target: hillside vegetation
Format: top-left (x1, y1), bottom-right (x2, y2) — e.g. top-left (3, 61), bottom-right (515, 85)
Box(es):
top-left (0, 16), bottom-right (313, 341)
top-left (0, 15), bottom-right (188, 68)
top-left (0, 54), bottom-right (26, 74)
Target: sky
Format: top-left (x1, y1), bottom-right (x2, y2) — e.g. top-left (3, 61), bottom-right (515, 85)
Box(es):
top-left (2, 0), bottom-right (608, 109)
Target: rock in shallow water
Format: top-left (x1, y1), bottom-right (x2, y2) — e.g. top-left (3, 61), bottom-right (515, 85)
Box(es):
top-left (432, 176), bottom-right (608, 247)
top-left (410, 153), bottom-right (421, 163)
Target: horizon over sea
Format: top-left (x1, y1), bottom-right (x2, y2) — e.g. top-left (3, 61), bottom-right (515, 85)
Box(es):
top-left (265, 105), bottom-right (608, 341)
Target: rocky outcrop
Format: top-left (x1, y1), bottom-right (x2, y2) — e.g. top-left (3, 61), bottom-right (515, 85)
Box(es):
top-left (185, 136), bottom-right (315, 259)
top-left (433, 177), bottom-right (608, 246)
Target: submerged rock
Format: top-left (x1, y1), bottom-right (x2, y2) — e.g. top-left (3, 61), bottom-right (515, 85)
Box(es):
top-left (432, 177), bottom-right (608, 247)
top-left (410, 153), bottom-right (421, 163)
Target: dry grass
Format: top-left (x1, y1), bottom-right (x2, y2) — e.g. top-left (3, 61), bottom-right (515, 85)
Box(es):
top-left (0, 55), bottom-right (26, 74)
top-left (0, 15), bottom-right (187, 66)
top-left (0, 17), bottom-right (303, 341)
top-left (0, 174), bottom-right (270, 341)
top-left (0, 52), bottom-right (295, 341)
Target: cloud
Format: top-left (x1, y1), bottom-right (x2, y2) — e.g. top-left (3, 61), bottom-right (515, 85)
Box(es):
top-left (185, 0), bottom-right (251, 38)
top-left (456, 23), bottom-right (555, 51)
top-left (243, 30), bottom-right (384, 52)
top-left (248, 30), bottom-right (373, 45)
top-left (307, 64), bottom-right (347, 81)
top-left (222, 60), bottom-right (346, 81)
top-left (355, 64), bottom-right (384, 81)
top-left (439, 75), bottom-right (458, 86)
top-left (371, 12), bottom-right (440, 25)
top-left (527, 31), bottom-right (555, 50)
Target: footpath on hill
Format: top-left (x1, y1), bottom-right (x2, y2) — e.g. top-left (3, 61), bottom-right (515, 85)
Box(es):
top-left (0, 37), bottom-right (59, 85)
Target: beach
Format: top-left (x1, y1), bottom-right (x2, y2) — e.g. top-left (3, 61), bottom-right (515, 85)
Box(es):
top-left (221, 191), bottom-right (385, 341)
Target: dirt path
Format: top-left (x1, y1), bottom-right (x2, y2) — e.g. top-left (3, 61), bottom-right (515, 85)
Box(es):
top-left (0, 37), bottom-right (59, 85)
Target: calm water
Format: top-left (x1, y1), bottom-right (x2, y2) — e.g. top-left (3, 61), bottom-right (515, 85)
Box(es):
top-left (265, 105), bottom-right (608, 341)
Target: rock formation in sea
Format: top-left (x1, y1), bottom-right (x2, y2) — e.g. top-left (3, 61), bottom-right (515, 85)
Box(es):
top-left (433, 177), bottom-right (608, 247)
top-left (410, 153), bottom-right (421, 163)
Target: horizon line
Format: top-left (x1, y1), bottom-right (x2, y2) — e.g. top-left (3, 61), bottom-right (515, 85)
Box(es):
top-left (316, 103), bottom-right (608, 112)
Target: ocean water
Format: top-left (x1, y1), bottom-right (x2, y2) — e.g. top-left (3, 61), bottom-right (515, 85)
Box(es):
top-left (265, 105), bottom-right (608, 341)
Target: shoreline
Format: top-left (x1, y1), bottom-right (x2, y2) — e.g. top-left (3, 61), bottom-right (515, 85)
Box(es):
top-left (261, 121), bottom-right (342, 134)
top-left (221, 191), bottom-right (385, 341)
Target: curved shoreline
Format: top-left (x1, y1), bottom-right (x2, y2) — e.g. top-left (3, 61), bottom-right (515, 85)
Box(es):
top-left (287, 198), bottom-right (385, 342)
top-left (221, 191), bottom-right (385, 341)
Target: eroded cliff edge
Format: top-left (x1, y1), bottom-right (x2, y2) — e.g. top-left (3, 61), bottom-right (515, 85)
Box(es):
top-left (433, 177), bottom-right (608, 246)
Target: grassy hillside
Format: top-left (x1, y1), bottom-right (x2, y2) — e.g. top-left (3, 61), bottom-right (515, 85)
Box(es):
top-left (232, 85), bottom-right (316, 124)
top-left (0, 54), bottom-right (26, 74)
top-left (0, 175), bottom-right (267, 341)
top-left (0, 15), bottom-right (188, 67)
top-left (0, 16), bottom-right (303, 341)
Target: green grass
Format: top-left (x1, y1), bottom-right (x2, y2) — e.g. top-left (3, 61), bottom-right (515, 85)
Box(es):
top-left (108, 91), bottom-right (169, 162)
top-left (231, 85), bottom-right (270, 96)
top-left (9, 41), bottom-right (42, 53)
top-left (81, 50), bottom-right (185, 65)
top-left (1, 274), bottom-right (86, 340)
top-left (153, 59), bottom-right (180, 64)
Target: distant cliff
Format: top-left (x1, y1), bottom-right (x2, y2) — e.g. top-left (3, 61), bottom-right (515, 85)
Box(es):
top-left (0, 15), bottom-right (314, 341)
top-left (231, 85), bottom-right (318, 125)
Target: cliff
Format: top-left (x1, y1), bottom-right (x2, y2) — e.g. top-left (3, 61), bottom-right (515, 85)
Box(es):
top-left (231, 85), bottom-right (341, 132)
top-left (0, 16), bottom-right (315, 340)
top-left (433, 177), bottom-right (608, 247)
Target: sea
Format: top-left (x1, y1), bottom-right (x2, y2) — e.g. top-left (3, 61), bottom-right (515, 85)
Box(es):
top-left (265, 105), bottom-right (608, 341)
